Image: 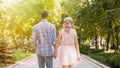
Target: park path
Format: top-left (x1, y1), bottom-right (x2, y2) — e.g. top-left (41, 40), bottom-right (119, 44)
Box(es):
top-left (7, 54), bottom-right (110, 68)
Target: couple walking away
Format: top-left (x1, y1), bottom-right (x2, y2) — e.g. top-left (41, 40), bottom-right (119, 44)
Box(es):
top-left (32, 10), bottom-right (80, 68)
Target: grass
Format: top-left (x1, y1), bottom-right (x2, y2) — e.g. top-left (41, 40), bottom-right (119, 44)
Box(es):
top-left (80, 44), bottom-right (120, 68)
top-left (13, 48), bottom-right (33, 62)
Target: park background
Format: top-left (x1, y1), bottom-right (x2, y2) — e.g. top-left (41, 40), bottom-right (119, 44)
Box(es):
top-left (0, 0), bottom-right (120, 68)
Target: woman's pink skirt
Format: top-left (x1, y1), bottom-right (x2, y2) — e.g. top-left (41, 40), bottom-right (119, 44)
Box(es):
top-left (59, 45), bottom-right (80, 66)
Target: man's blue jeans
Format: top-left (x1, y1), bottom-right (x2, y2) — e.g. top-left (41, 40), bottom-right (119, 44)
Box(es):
top-left (37, 54), bottom-right (53, 68)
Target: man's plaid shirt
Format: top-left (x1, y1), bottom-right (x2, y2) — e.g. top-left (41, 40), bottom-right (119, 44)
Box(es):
top-left (32, 20), bottom-right (56, 56)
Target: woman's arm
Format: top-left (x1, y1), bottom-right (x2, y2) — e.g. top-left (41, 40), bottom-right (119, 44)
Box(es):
top-left (54, 30), bottom-right (62, 58)
top-left (74, 31), bottom-right (80, 58)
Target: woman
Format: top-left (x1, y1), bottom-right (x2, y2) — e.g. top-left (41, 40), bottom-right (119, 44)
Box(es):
top-left (54, 17), bottom-right (80, 68)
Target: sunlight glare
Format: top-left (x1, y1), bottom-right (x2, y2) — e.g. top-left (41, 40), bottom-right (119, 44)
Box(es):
top-left (2, 0), bottom-right (21, 7)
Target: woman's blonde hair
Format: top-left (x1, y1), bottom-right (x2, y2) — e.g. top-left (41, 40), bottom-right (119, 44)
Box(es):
top-left (63, 17), bottom-right (74, 28)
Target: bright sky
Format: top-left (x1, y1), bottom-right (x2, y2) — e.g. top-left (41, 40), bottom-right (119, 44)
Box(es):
top-left (2, 0), bottom-right (21, 7)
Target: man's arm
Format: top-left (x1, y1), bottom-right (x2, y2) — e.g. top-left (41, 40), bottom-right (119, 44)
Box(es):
top-left (52, 25), bottom-right (56, 46)
top-left (32, 27), bottom-right (37, 47)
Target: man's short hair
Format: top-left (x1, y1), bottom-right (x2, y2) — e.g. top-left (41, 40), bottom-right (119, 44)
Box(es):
top-left (41, 10), bottom-right (48, 18)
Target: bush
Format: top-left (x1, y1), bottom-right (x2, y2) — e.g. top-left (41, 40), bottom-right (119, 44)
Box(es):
top-left (90, 49), bottom-right (104, 54)
top-left (80, 45), bottom-right (120, 68)
top-left (13, 48), bottom-right (32, 61)
top-left (80, 44), bottom-right (90, 55)
top-left (0, 40), bottom-right (15, 65)
top-left (22, 41), bottom-right (35, 53)
top-left (106, 53), bottom-right (120, 68)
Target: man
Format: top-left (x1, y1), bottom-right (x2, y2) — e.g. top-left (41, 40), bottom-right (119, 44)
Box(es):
top-left (32, 10), bottom-right (56, 68)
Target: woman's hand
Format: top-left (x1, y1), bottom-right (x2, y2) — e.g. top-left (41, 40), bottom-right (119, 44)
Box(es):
top-left (77, 56), bottom-right (80, 61)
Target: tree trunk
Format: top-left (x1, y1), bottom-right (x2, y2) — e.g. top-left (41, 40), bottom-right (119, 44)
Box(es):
top-left (111, 28), bottom-right (115, 50)
top-left (106, 21), bottom-right (112, 51)
top-left (106, 32), bottom-right (110, 51)
top-left (115, 26), bottom-right (119, 51)
top-left (95, 34), bottom-right (98, 49)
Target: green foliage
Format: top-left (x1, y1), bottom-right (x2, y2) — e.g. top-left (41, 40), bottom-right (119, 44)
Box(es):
top-left (0, 0), bottom-right (61, 65)
top-left (91, 53), bottom-right (120, 68)
top-left (13, 48), bottom-right (32, 61)
top-left (0, 40), bottom-right (15, 65)
top-left (0, 0), bottom-right (120, 66)
top-left (80, 44), bottom-right (90, 55)
top-left (80, 44), bottom-right (120, 68)
top-left (61, 0), bottom-right (120, 50)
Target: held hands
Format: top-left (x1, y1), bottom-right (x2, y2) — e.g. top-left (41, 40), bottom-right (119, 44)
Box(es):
top-left (53, 51), bottom-right (57, 59)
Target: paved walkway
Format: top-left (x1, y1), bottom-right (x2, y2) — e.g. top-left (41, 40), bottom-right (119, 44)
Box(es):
top-left (7, 54), bottom-right (110, 68)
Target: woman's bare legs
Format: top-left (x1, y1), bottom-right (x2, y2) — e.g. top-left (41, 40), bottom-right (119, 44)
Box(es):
top-left (63, 66), bottom-right (68, 68)
top-left (63, 65), bottom-right (72, 68)
top-left (68, 65), bottom-right (72, 68)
